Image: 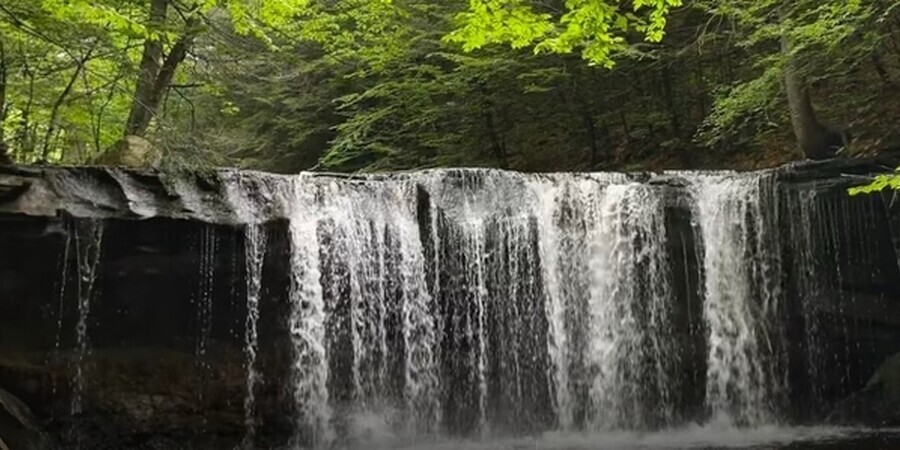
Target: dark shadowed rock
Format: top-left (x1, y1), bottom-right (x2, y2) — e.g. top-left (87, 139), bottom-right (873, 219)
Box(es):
top-left (828, 353), bottom-right (900, 426)
top-left (0, 387), bottom-right (52, 450)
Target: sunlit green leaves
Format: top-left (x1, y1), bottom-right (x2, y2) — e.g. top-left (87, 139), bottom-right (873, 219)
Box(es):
top-left (445, 0), bottom-right (683, 67)
top-left (0, 0), bottom-right (332, 164)
top-left (444, 0), bottom-right (554, 51)
top-left (849, 169), bottom-right (900, 195)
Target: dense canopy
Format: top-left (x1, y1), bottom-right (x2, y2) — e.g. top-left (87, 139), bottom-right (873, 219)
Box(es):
top-left (1, 0), bottom-right (899, 179)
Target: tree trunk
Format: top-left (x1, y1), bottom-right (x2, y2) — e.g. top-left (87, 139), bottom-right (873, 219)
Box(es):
top-left (581, 109), bottom-right (600, 169)
top-left (872, 54), bottom-right (896, 88)
top-left (123, 0), bottom-right (169, 137)
top-left (41, 45), bottom-right (95, 161)
top-left (780, 8), bottom-right (839, 160)
top-left (136, 31), bottom-right (196, 135)
top-left (660, 66), bottom-right (681, 137)
top-left (0, 39), bottom-right (9, 164)
top-left (483, 108), bottom-right (507, 168)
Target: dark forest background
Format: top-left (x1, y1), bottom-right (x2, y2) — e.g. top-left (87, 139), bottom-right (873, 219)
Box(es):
top-left (1, 0), bottom-right (899, 173)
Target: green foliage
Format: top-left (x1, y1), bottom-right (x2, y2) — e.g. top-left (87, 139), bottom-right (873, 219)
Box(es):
top-left (697, 0), bottom-right (887, 148)
top-left (445, 0), bottom-right (683, 67)
top-left (0, 0), bottom-right (331, 164)
top-left (1, 0), bottom-right (899, 173)
top-left (849, 169), bottom-right (900, 196)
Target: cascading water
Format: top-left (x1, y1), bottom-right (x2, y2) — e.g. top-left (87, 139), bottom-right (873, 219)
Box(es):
top-left (781, 186), bottom-right (894, 416)
top-left (786, 186), bottom-right (829, 413)
top-left (195, 225), bottom-right (217, 368)
top-left (194, 224), bottom-right (217, 420)
top-left (528, 176), bottom-right (679, 431)
top-left (287, 177), bottom-right (333, 447)
top-left (35, 165), bottom-right (900, 448)
top-left (583, 182), bottom-right (678, 430)
top-left (689, 174), bottom-right (787, 426)
top-left (285, 175), bottom-right (440, 446)
top-left (273, 170), bottom-right (793, 440)
top-left (70, 219), bottom-right (104, 416)
top-left (413, 171), bottom-right (682, 434)
top-left (51, 226), bottom-right (72, 401)
top-left (242, 224), bottom-right (267, 448)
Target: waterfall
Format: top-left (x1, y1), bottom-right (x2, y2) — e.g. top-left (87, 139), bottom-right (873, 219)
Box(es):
top-left (787, 187), bottom-right (828, 412)
top-left (36, 166), bottom-right (895, 447)
top-left (583, 183), bottom-right (677, 430)
top-left (52, 226), bottom-right (72, 401)
top-left (71, 219), bottom-right (104, 416)
top-left (423, 170), bottom-right (552, 434)
top-left (194, 224), bottom-right (217, 418)
top-left (531, 177), bottom-right (677, 431)
top-left (285, 176), bottom-right (439, 446)
top-left (130, 169), bottom-right (820, 441)
top-left (6, 153), bottom-right (896, 450)
top-left (287, 177), bottom-right (333, 447)
top-left (411, 171), bottom-right (681, 433)
top-left (242, 224), bottom-right (267, 448)
top-left (533, 178), bottom-right (572, 431)
top-left (690, 174), bottom-right (786, 426)
top-left (196, 225), bottom-right (217, 367)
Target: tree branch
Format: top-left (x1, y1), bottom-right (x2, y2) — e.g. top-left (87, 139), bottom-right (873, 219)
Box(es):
top-left (41, 43), bottom-right (98, 161)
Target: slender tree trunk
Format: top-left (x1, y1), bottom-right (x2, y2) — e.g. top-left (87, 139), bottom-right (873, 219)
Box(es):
top-left (19, 63), bottom-right (35, 158)
top-left (565, 72), bottom-right (602, 170)
top-left (477, 83), bottom-right (507, 168)
top-left (124, 0), bottom-right (170, 137)
top-left (41, 45), bottom-right (95, 161)
top-left (696, 64), bottom-right (707, 115)
top-left (618, 111), bottom-right (632, 149)
top-left (872, 54), bottom-right (896, 88)
top-left (780, 7), bottom-right (834, 160)
top-left (134, 30), bottom-right (196, 135)
top-left (94, 74), bottom-right (125, 155)
top-left (0, 39), bottom-right (9, 164)
top-left (483, 108), bottom-right (507, 168)
top-left (581, 109), bottom-right (600, 170)
top-left (660, 66), bottom-right (681, 137)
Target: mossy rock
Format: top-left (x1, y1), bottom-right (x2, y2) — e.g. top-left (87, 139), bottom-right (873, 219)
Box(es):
top-left (94, 136), bottom-right (163, 168)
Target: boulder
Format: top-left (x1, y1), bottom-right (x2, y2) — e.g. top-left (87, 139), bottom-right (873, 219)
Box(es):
top-left (828, 352), bottom-right (900, 426)
top-left (0, 387), bottom-right (51, 449)
top-left (95, 136), bottom-right (163, 168)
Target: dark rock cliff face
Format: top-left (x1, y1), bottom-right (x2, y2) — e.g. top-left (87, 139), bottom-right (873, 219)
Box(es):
top-left (828, 352), bottom-right (900, 426)
top-left (0, 160), bottom-right (898, 448)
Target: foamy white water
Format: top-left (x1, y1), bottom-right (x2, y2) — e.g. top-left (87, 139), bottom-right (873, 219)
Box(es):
top-left (287, 177), bottom-right (334, 447)
top-left (690, 174), bottom-right (786, 426)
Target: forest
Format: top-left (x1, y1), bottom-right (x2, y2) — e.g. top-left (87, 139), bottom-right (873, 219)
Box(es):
top-left (3, 3), bottom-right (900, 449)
top-left (1, 0), bottom-right (899, 175)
